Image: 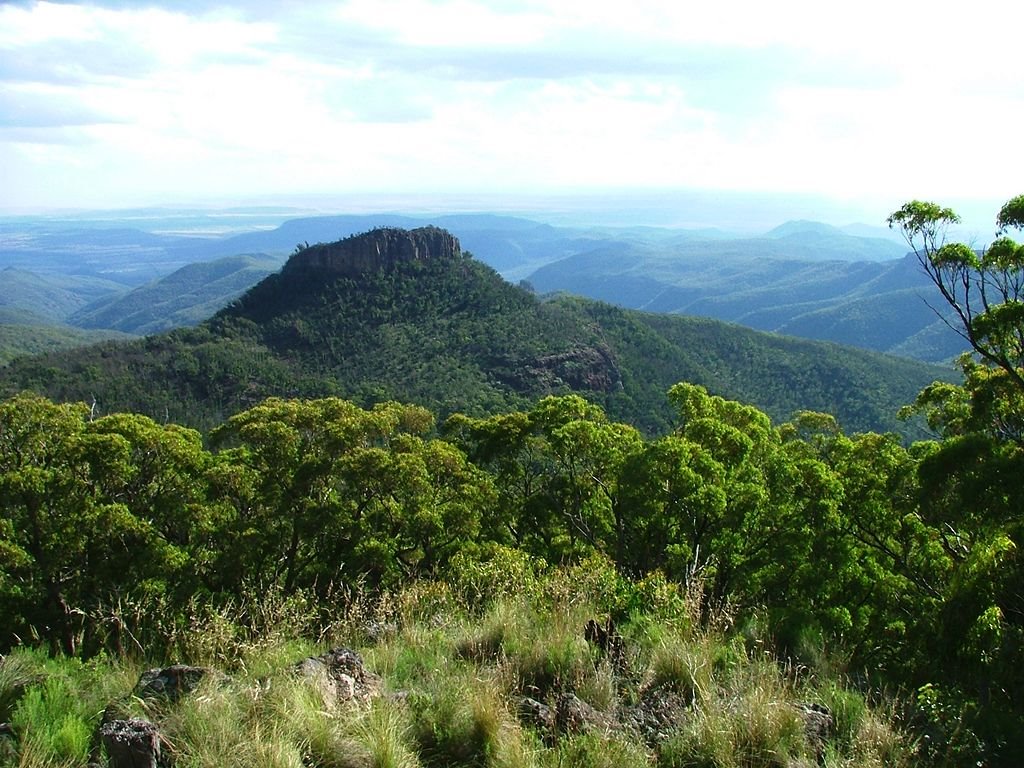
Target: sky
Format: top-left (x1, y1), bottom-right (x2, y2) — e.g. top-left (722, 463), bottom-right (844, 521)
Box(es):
top-left (2, 0), bottom-right (1023, 230)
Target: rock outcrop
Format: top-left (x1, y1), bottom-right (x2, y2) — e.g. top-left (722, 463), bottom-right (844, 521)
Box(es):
top-left (98, 718), bottom-right (163, 768)
top-left (135, 665), bottom-right (213, 703)
top-left (518, 692), bottom-right (614, 744)
top-left (283, 226), bottom-right (461, 277)
top-left (294, 648), bottom-right (381, 707)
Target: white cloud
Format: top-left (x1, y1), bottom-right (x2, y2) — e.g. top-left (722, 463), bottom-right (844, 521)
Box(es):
top-left (1, 0), bottom-right (1022, 212)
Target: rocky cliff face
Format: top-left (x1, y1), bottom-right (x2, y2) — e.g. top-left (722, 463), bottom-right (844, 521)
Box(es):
top-left (283, 226), bottom-right (461, 277)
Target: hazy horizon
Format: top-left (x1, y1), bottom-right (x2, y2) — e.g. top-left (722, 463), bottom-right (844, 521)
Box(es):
top-left (0, 188), bottom-right (1008, 245)
top-left (2, 0), bottom-right (1020, 239)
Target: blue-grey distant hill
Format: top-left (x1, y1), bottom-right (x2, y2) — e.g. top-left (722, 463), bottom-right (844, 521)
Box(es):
top-left (70, 254), bottom-right (283, 335)
top-left (763, 220), bottom-right (907, 261)
top-left (525, 235), bottom-right (966, 363)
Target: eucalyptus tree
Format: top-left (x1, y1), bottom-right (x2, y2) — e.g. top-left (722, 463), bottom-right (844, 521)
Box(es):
top-left (210, 397), bottom-right (490, 593)
top-left (889, 197), bottom-right (1024, 763)
top-left (446, 394), bottom-right (642, 565)
top-left (0, 394), bottom-right (212, 654)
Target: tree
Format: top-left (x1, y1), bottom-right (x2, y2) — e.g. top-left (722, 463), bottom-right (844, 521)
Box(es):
top-left (0, 394), bottom-right (208, 654)
top-left (889, 196), bottom-right (1024, 409)
top-left (889, 198), bottom-right (1024, 763)
top-left (210, 397), bottom-right (490, 593)
top-left (660, 384), bottom-right (837, 623)
top-left (446, 395), bottom-right (642, 565)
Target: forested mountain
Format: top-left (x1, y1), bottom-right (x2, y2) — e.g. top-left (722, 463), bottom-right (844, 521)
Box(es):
top-left (0, 323), bottom-right (133, 365)
top-left (0, 267), bottom-right (126, 324)
top-left (527, 242), bottom-right (966, 361)
top-left (69, 254), bottom-right (282, 334)
top-left (0, 227), bottom-right (951, 437)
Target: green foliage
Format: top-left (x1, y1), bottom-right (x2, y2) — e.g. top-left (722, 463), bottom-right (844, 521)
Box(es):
top-left (526, 226), bottom-right (966, 363)
top-left (0, 268), bottom-right (127, 325)
top-left (0, 256), bottom-right (1021, 768)
top-left (549, 733), bottom-right (651, 768)
top-left (885, 195), bottom-right (1024, 766)
top-left (0, 323), bottom-right (134, 366)
top-left (0, 567), bottom-right (918, 768)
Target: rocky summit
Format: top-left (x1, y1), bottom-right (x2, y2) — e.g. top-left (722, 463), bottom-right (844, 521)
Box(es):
top-left (282, 226), bottom-right (461, 277)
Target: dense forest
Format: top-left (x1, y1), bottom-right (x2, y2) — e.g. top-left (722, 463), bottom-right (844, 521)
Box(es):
top-left (1, 200), bottom-right (1023, 767)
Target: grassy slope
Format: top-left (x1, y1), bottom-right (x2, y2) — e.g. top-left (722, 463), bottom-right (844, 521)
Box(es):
top-left (0, 557), bottom-right (913, 768)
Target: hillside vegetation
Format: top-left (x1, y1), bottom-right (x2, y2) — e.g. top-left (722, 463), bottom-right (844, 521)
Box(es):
top-left (0, 373), bottom-right (1017, 766)
top-left (0, 553), bottom-right (912, 768)
top-left (70, 254), bottom-right (282, 335)
top-left (527, 242), bottom-right (966, 362)
top-left (0, 268), bottom-right (126, 325)
top-left (0, 324), bottom-right (134, 366)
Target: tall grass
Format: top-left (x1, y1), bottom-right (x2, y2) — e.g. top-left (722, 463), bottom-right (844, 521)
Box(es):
top-left (0, 648), bottom-right (142, 768)
top-left (0, 565), bottom-right (913, 768)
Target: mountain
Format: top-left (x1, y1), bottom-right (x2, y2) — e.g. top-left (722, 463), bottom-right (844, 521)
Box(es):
top-left (527, 243), bottom-right (966, 363)
top-left (0, 227), bottom-right (953, 437)
top-left (0, 324), bottom-right (134, 366)
top-left (193, 213), bottom-right (616, 279)
top-left (2, 211), bottom-right (965, 361)
top-left (764, 220), bottom-right (907, 261)
top-left (69, 253), bottom-right (283, 335)
top-left (0, 267), bottom-right (128, 323)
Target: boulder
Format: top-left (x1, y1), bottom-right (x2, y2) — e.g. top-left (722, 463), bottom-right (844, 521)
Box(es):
top-left (620, 685), bottom-right (692, 745)
top-left (796, 702), bottom-right (833, 764)
top-left (517, 693), bottom-right (611, 742)
top-left (135, 665), bottom-right (212, 703)
top-left (294, 648), bottom-right (381, 706)
top-left (554, 692), bottom-right (611, 735)
top-left (99, 718), bottom-right (162, 768)
top-left (518, 696), bottom-right (554, 733)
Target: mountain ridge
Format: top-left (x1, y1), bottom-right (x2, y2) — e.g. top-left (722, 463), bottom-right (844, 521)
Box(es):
top-left (0, 227), bottom-right (953, 438)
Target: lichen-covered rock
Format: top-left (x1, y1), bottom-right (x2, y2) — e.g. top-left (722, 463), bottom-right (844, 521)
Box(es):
top-left (620, 685), bottom-right (693, 745)
top-left (294, 648), bottom-right (381, 706)
top-left (135, 665), bottom-right (213, 703)
top-left (796, 702), bottom-right (833, 763)
top-left (517, 693), bottom-right (612, 744)
top-left (554, 692), bottom-right (611, 735)
top-left (518, 696), bottom-right (554, 732)
top-left (99, 718), bottom-right (162, 768)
